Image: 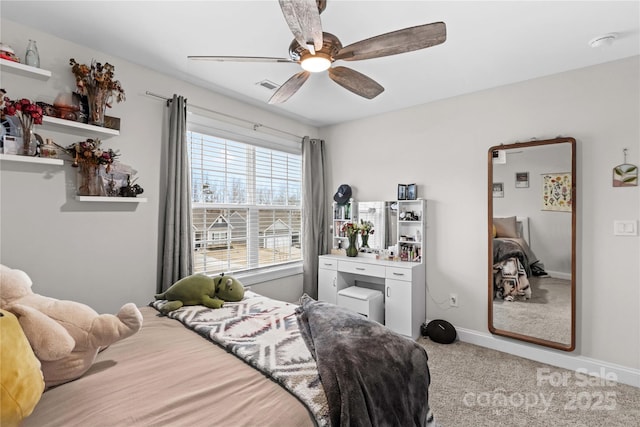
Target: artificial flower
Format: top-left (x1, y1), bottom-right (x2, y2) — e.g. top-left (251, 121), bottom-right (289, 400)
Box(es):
top-left (69, 58), bottom-right (126, 107)
top-left (66, 138), bottom-right (119, 172)
top-left (341, 222), bottom-right (361, 237)
top-left (359, 219), bottom-right (375, 235)
top-left (1, 95), bottom-right (44, 125)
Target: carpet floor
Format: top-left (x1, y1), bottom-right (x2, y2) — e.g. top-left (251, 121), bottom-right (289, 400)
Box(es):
top-left (418, 338), bottom-right (640, 426)
top-left (492, 276), bottom-right (572, 345)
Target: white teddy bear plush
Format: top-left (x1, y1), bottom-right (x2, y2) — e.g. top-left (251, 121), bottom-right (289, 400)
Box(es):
top-left (0, 264), bottom-right (143, 388)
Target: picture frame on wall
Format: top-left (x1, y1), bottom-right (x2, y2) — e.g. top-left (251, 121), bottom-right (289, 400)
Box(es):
top-left (542, 172), bottom-right (572, 212)
top-left (397, 184), bottom-right (407, 200)
top-left (492, 182), bottom-right (504, 198)
top-left (407, 183), bottom-right (417, 200)
top-left (515, 172), bottom-right (529, 188)
top-left (613, 163), bottom-right (638, 187)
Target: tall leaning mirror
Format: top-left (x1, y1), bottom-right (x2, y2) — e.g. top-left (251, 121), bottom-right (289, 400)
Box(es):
top-left (488, 137), bottom-right (576, 351)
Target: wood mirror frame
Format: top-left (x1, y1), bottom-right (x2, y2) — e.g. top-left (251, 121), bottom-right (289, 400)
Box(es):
top-left (488, 137), bottom-right (576, 351)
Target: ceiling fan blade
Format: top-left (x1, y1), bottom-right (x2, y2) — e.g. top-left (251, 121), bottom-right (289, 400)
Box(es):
top-left (188, 55), bottom-right (296, 64)
top-left (335, 22), bottom-right (446, 61)
top-left (279, 0), bottom-right (323, 53)
top-left (268, 70), bottom-right (311, 104)
top-left (328, 66), bottom-right (384, 100)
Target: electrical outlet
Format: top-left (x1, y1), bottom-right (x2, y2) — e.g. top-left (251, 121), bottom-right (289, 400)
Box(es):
top-left (449, 293), bottom-right (458, 307)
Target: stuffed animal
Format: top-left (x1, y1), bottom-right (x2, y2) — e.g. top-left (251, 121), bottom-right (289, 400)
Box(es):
top-left (154, 272), bottom-right (245, 314)
top-left (0, 309), bottom-right (45, 427)
top-left (0, 264), bottom-right (143, 389)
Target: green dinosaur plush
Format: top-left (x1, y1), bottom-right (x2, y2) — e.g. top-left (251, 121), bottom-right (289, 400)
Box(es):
top-left (154, 273), bottom-right (245, 314)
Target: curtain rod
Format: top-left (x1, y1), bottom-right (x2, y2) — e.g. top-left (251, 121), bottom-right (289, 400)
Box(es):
top-left (144, 91), bottom-right (303, 140)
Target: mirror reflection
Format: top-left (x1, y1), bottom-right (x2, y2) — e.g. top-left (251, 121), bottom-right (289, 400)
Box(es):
top-left (357, 201), bottom-right (397, 252)
top-left (488, 137), bottom-right (576, 351)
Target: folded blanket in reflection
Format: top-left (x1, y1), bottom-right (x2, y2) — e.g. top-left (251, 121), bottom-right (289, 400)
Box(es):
top-left (296, 295), bottom-right (435, 427)
top-left (493, 237), bottom-right (533, 276)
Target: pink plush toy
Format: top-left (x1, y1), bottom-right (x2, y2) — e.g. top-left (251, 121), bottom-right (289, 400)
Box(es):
top-left (0, 264), bottom-right (143, 389)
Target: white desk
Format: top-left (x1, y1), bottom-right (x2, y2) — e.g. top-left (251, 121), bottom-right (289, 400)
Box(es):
top-left (318, 254), bottom-right (425, 339)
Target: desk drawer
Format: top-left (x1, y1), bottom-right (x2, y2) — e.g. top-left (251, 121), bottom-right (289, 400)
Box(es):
top-left (339, 260), bottom-right (386, 278)
top-left (386, 266), bottom-right (412, 281)
top-left (318, 257), bottom-right (338, 270)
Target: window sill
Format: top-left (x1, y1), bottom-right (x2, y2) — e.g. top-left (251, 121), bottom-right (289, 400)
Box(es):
top-left (235, 263), bottom-right (303, 286)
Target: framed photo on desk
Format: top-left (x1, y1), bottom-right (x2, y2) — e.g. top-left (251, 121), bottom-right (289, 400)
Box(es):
top-left (407, 183), bottom-right (417, 200)
top-left (397, 184), bottom-right (407, 200)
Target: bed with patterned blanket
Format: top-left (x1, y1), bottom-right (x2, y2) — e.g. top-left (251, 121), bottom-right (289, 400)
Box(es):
top-left (493, 237), bottom-right (536, 277)
top-left (24, 291), bottom-right (435, 427)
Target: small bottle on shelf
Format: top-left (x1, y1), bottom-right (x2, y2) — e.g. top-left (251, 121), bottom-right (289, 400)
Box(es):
top-left (25, 39), bottom-right (40, 68)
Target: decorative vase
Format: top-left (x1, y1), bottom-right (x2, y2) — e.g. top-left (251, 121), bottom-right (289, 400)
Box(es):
top-left (346, 233), bottom-right (358, 257)
top-left (361, 234), bottom-right (370, 248)
top-left (25, 39), bottom-right (40, 68)
top-left (77, 162), bottom-right (106, 196)
top-left (19, 121), bottom-right (35, 156)
top-left (85, 86), bottom-right (109, 127)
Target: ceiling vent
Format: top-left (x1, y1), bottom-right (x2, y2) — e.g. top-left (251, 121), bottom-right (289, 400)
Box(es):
top-left (257, 79), bottom-right (280, 91)
top-left (589, 33), bottom-right (618, 48)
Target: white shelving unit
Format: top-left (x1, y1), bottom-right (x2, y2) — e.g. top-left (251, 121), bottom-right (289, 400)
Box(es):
top-left (332, 198), bottom-right (356, 250)
top-left (0, 58), bottom-right (51, 80)
top-left (0, 153), bottom-right (63, 165)
top-left (41, 116), bottom-right (119, 138)
top-left (396, 199), bottom-right (426, 263)
top-left (76, 196), bottom-right (147, 203)
top-left (3, 59), bottom-right (138, 204)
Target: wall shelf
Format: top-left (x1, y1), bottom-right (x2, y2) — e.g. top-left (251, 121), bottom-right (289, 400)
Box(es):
top-left (76, 196), bottom-right (147, 203)
top-left (0, 58), bottom-right (52, 80)
top-left (41, 116), bottom-right (120, 138)
top-left (0, 153), bottom-right (63, 165)
top-left (4, 55), bottom-right (140, 206)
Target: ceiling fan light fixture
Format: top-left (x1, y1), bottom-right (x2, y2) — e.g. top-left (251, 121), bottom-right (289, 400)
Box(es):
top-left (300, 52), bottom-right (331, 72)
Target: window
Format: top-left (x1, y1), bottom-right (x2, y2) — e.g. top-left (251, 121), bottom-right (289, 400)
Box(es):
top-left (187, 124), bottom-right (302, 278)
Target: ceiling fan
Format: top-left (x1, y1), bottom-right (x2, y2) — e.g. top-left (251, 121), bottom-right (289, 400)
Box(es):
top-left (188, 0), bottom-right (446, 104)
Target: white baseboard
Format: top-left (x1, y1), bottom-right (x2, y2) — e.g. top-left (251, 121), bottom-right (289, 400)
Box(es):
top-left (451, 326), bottom-right (640, 388)
top-left (544, 270), bottom-right (571, 280)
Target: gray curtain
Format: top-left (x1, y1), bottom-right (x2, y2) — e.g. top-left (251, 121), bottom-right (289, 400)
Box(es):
top-left (158, 94), bottom-right (192, 292)
top-left (302, 137), bottom-right (327, 298)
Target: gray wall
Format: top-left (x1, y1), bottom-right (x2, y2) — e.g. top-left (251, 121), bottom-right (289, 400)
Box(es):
top-left (0, 20), bottom-right (314, 310)
top-left (320, 56), bottom-right (640, 371)
top-left (2, 18), bottom-right (638, 375)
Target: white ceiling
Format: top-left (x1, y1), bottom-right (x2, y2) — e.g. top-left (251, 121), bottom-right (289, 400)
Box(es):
top-left (2, 1), bottom-right (639, 127)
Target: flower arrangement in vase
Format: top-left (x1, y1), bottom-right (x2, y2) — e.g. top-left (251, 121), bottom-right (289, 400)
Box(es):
top-left (69, 58), bottom-right (125, 126)
top-left (1, 90), bottom-right (43, 156)
top-left (341, 222), bottom-right (362, 257)
top-left (66, 138), bottom-right (119, 196)
top-left (359, 219), bottom-right (375, 248)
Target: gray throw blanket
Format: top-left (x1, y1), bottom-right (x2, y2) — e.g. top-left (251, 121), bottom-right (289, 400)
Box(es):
top-left (296, 295), bottom-right (435, 427)
top-left (493, 237), bottom-right (533, 276)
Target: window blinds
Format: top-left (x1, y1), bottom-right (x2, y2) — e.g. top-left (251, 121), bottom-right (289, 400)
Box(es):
top-left (188, 128), bottom-right (302, 276)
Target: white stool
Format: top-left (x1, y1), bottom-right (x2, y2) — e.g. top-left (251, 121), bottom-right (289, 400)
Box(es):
top-left (337, 286), bottom-right (384, 324)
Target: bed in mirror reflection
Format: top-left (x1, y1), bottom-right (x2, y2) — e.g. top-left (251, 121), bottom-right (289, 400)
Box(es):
top-left (488, 137), bottom-right (576, 351)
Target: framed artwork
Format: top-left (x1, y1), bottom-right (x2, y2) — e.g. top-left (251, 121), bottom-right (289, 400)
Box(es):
top-left (515, 172), bottom-right (529, 188)
top-left (542, 172), bottom-right (572, 212)
top-left (613, 163), bottom-right (638, 187)
top-left (492, 182), bottom-right (504, 198)
top-left (397, 184), bottom-right (407, 200)
top-left (492, 149), bottom-right (506, 164)
top-left (407, 183), bottom-right (417, 200)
